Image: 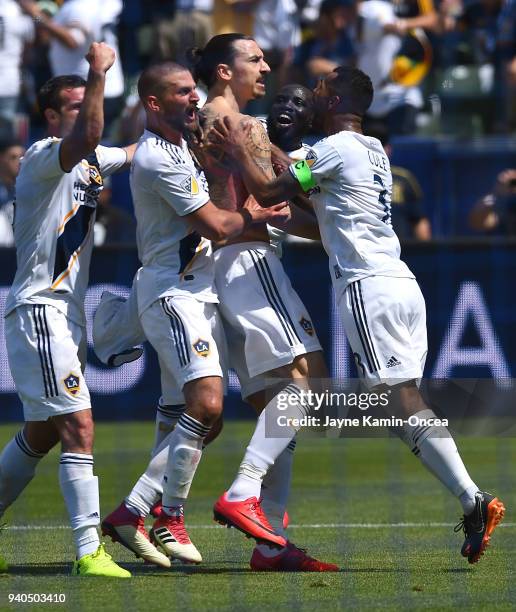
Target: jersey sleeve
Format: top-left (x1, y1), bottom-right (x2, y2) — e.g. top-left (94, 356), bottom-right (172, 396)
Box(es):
top-left (26, 139), bottom-right (65, 180)
top-left (96, 145), bottom-right (128, 176)
top-left (288, 140), bottom-right (342, 193)
top-left (152, 162), bottom-right (210, 217)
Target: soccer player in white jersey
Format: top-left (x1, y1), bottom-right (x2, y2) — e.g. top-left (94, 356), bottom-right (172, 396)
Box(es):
top-left (0, 43), bottom-right (132, 577)
top-left (99, 61), bottom-right (287, 566)
top-left (208, 66), bottom-right (506, 566)
top-left (188, 35), bottom-right (337, 569)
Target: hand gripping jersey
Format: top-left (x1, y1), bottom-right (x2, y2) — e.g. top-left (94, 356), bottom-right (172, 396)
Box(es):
top-left (5, 138), bottom-right (127, 325)
top-left (130, 130), bottom-right (217, 316)
top-left (289, 130), bottom-right (414, 290)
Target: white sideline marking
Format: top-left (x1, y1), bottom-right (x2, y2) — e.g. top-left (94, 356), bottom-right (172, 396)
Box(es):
top-left (5, 522), bottom-right (515, 531)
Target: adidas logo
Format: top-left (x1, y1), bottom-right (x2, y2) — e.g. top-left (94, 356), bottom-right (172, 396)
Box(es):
top-left (386, 355), bottom-right (401, 368)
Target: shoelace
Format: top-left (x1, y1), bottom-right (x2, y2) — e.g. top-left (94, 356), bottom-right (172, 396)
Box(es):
top-left (166, 516), bottom-right (190, 544)
top-left (91, 544), bottom-right (113, 562)
top-left (251, 502), bottom-right (274, 529)
top-left (454, 518), bottom-right (466, 535)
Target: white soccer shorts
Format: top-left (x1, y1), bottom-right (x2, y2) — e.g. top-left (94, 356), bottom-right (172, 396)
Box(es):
top-left (140, 294), bottom-right (225, 394)
top-left (338, 276), bottom-right (428, 388)
top-left (213, 241), bottom-right (322, 398)
top-left (5, 305), bottom-right (91, 421)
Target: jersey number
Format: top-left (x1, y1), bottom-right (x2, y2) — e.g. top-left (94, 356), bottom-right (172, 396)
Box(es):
top-left (373, 173), bottom-right (391, 225)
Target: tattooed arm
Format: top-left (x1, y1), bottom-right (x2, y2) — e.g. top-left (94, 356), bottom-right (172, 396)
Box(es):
top-left (208, 115), bottom-right (303, 206)
top-left (241, 116), bottom-right (277, 181)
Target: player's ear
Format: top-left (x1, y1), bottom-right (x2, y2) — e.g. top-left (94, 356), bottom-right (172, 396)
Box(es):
top-left (146, 95), bottom-right (161, 112)
top-left (44, 108), bottom-right (60, 126)
top-left (216, 63), bottom-right (232, 83)
top-left (328, 95), bottom-right (341, 111)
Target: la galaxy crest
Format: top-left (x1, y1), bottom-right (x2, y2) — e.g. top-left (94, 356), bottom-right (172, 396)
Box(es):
top-left (63, 373), bottom-right (80, 396)
top-left (193, 339), bottom-right (210, 357)
top-left (299, 316), bottom-right (314, 336)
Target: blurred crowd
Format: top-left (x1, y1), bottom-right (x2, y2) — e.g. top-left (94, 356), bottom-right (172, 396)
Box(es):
top-left (0, 0), bottom-right (515, 245)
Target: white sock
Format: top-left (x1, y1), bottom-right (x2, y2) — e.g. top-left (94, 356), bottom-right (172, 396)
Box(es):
top-left (0, 430), bottom-right (46, 518)
top-left (125, 433), bottom-right (171, 517)
top-left (152, 403), bottom-right (185, 455)
top-left (227, 384), bottom-right (308, 502)
top-left (59, 453), bottom-right (100, 559)
top-left (256, 438), bottom-right (296, 557)
top-left (162, 413), bottom-right (210, 512)
top-left (403, 409), bottom-right (478, 513)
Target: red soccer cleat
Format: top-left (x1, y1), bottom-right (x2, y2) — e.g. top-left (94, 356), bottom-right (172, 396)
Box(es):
top-left (150, 511), bottom-right (202, 564)
top-left (101, 502), bottom-right (171, 568)
top-left (213, 492), bottom-right (287, 548)
top-left (150, 500), bottom-right (163, 519)
top-left (250, 542), bottom-right (339, 572)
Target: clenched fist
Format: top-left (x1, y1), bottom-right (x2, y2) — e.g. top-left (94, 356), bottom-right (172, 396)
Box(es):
top-left (86, 42), bottom-right (115, 75)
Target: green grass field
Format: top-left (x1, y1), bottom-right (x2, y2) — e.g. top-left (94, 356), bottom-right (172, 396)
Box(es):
top-left (0, 421), bottom-right (514, 611)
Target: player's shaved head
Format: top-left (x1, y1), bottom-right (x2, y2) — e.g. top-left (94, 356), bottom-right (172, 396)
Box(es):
top-left (138, 62), bottom-right (191, 104)
top-left (327, 66), bottom-right (373, 116)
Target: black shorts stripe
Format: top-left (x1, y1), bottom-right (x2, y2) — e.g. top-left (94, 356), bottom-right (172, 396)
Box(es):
top-left (33, 305), bottom-right (58, 398)
top-left (356, 281), bottom-right (381, 371)
top-left (349, 283), bottom-right (375, 374)
top-left (161, 298), bottom-right (190, 367)
top-left (249, 250), bottom-right (300, 346)
top-left (259, 254), bottom-right (302, 344)
top-left (40, 306), bottom-right (58, 395)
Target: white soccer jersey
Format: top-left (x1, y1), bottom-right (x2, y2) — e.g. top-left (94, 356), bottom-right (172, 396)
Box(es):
top-left (289, 130), bottom-right (414, 289)
top-left (131, 129), bottom-right (217, 316)
top-left (5, 138), bottom-right (127, 325)
top-left (0, 0), bottom-right (34, 97)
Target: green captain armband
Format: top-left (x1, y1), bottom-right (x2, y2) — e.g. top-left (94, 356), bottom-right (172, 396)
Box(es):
top-left (291, 160), bottom-right (316, 192)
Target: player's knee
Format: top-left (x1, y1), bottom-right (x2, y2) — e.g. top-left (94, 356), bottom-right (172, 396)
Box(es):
top-left (389, 381), bottom-right (426, 417)
top-left (184, 377), bottom-right (223, 426)
top-left (198, 393), bottom-right (223, 425)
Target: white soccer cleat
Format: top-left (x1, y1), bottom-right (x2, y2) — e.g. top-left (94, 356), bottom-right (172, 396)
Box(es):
top-left (101, 502), bottom-right (171, 568)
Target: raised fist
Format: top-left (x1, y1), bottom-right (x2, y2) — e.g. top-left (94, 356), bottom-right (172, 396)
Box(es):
top-left (85, 42), bottom-right (116, 74)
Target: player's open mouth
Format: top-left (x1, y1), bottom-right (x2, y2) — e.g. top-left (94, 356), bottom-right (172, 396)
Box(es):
top-left (186, 107), bottom-right (197, 121)
top-left (276, 113), bottom-right (293, 126)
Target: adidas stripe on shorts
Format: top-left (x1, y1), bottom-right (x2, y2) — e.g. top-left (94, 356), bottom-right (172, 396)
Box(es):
top-left (213, 242), bottom-right (322, 398)
top-left (5, 305), bottom-right (91, 421)
top-left (338, 276), bottom-right (428, 388)
top-left (140, 294), bottom-right (225, 392)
